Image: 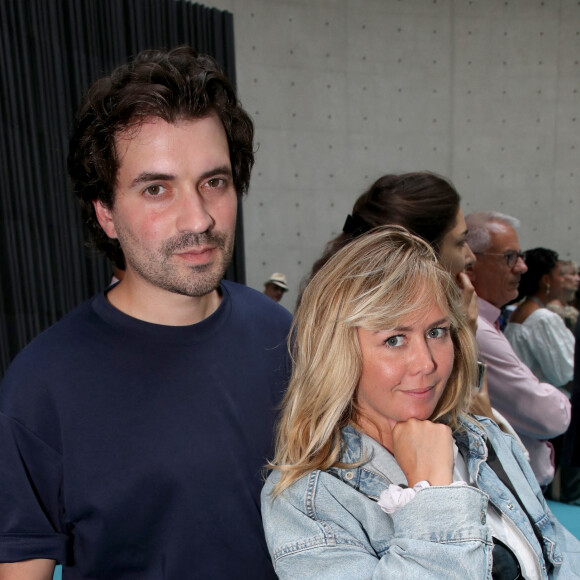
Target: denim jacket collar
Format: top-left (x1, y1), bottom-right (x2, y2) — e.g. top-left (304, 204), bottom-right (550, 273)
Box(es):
top-left (327, 425), bottom-right (404, 500)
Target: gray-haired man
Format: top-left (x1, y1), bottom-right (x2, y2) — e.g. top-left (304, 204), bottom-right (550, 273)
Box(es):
top-left (465, 211), bottom-right (570, 486)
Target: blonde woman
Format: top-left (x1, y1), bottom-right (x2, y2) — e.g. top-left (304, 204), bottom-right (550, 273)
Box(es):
top-left (262, 227), bottom-right (580, 579)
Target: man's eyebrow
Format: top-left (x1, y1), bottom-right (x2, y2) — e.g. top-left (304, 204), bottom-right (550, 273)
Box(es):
top-left (198, 165), bottom-right (233, 182)
top-left (130, 166), bottom-right (233, 189)
top-left (130, 172), bottom-right (175, 188)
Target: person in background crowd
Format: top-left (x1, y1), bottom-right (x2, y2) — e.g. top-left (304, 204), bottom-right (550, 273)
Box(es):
top-left (504, 248), bottom-right (576, 502)
top-left (548, 260), bottom-right (580, 331)
top-left (465, 212), bottom-right (570, 486)
top-left (264, 272), bottom-right (289, 303)
top-left (505, 248), bottom-right (574, 396)
top-left (262, 227), bottom-right (580, 579)
top-left (0, 47), bottom-right (291, 579)
top-left (301, 172), bottom-right (477, 330)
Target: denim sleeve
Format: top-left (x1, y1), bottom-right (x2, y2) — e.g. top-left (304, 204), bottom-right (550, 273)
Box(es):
top-left (471, 422), bottom-right (580, 578)
top-left (549, 521), bottom-right (580, 579)
top-left (262, 472), bottom-right (492, 579)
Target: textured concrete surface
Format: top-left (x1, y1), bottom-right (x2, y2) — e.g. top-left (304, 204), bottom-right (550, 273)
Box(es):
top-left (202, 0), bottom-right (580, 311)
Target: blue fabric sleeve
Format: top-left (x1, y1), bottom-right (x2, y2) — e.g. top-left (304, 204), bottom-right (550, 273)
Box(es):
top-left (263, 473), bottom-right (491, 579)
top-left (0, 412), bottom-right (69, 563)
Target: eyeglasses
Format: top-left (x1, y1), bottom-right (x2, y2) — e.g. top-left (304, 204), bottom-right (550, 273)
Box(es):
top-left (476, 250), bottom-right (526, 269)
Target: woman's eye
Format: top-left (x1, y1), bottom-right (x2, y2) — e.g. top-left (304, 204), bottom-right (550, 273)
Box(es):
top-left (385, 335), bottom-right (404, 347)
top-left (428, 327), bottom-right (449, 339)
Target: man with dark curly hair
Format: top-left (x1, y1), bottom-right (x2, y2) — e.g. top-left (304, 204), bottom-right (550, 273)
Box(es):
top-left (0, 47), bottom-right (291, 579)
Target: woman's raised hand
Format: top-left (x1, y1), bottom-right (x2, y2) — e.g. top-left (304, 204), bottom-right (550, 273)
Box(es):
top-left (457, 271), bottom-right (478, 332)
top-left (391, 419), bottom-right (454, 487)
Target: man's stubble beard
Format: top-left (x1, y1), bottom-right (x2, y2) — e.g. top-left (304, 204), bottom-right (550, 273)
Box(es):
top-left (119, 229), bottom-right (235, 298)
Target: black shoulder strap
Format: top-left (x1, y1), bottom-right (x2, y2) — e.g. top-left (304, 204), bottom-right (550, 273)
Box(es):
top-left (486, 441), bottom-right (547, 554)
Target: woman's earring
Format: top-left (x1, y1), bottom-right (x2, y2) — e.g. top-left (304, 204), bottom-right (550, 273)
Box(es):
top-left (546, 282), bottom-right (551, 296)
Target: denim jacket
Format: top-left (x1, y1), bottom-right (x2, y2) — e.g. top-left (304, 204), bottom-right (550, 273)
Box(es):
top-left (261, 417), bottom-right (580, 579)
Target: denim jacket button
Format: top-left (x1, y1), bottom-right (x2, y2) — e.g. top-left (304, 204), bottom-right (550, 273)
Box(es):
top-left (507, 503), bottom-right (514, 510)
top-left (345, 471), bottom-right (354, 480)
top-left (480, 512), bottom-right (486, 524)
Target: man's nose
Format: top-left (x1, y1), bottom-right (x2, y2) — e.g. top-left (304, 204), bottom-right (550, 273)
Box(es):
top-left (176, 191), bottom-right (214, 233)
top-left (513, 255), bottom-right (528, 274)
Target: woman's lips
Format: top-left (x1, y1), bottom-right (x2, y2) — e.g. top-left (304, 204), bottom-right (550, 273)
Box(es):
top-left (400, 385), bottom-right (436, 399)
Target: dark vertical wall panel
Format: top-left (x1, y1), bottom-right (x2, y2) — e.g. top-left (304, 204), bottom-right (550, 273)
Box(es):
top-left (0, 0), bottom-right (240, 376)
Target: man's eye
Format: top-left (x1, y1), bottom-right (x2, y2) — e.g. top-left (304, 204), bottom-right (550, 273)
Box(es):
top-left (207, 178), bottom-right (225, 188)
top-left (144, 184), bottom-right (165, 196)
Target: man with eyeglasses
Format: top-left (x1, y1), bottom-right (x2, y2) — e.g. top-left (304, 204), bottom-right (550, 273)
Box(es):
top-left (465, 211), bottom-right (571, 487)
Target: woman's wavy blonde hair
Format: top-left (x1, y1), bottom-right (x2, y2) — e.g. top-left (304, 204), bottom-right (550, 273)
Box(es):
top-left (270, 226), bottom-right (477, 495)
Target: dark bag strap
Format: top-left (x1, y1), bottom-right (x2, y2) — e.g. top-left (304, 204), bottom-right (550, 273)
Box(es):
top-left (491, 537), bottom-right (522, 580)
top-left (486, 441), bottom-right (549, 563)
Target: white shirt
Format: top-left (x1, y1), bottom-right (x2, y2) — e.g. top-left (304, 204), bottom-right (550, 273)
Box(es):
top-left (505, 307), bottom-right (574, 392)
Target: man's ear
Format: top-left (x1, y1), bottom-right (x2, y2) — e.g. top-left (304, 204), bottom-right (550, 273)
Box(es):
top-left (93, 200), bottom-right (117, 239)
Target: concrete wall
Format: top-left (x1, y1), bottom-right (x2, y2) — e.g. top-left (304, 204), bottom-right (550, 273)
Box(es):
top-left (201, 0), bottom-right (580, 311)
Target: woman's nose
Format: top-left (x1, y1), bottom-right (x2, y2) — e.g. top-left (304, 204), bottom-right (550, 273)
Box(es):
top-left (464, 243), bottom-right (476, 268)
top-left (410, 340), bottom-right (436, 375)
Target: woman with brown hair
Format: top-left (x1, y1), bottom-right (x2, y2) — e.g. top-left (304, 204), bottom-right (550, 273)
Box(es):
top-left (506, 248), bottom-right (574, 394)
top-left (301, 172), bottom-right (477, 329)
top-left (300, 171), bottom-right (517, 433)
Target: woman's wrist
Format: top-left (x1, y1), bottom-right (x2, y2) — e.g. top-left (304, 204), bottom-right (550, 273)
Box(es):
top-left (407, 471), bottom-right (453, 487)
top-left (378, 481), bottom-right (467, 514)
